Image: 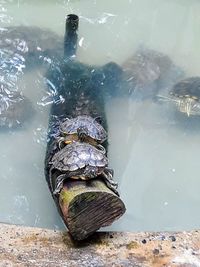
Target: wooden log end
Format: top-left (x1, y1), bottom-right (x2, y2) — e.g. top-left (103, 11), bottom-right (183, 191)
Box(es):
top-left (59, 179), bottom-right (126, 240)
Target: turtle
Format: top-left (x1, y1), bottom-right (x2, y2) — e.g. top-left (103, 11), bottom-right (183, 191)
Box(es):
top-left (122, 48), bottom-right (161, 88)
top-left (122, 46), bottom-right (184, 99)
top-left (57, 115), bottom-right (107, 148)
top-left (169, 77), bottom-right (200, 116)
top-left (49, 141), bottom-right (119, 196)
top-left (0, 25), bottom-right (63, 130)
top-left (0, 26), bottom-right (63, 68)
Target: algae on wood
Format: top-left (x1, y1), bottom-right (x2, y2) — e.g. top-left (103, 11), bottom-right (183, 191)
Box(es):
top-left (59, 179), bottom-right (125, 240)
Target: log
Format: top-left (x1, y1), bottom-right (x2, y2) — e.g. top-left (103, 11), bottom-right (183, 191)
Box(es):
top-left (59, 179), bottom-right (125, 240)
top-left (45, 14), bottom-right (126, 240)
top-left (64, 14), bottom-right (79, 58)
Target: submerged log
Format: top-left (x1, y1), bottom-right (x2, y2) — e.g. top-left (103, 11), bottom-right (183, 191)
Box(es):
top-left (45, 14), bottom-right (125, 240)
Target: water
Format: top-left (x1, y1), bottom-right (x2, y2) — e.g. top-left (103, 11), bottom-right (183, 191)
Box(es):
top-left (0, 0), bottom-right (200, 232)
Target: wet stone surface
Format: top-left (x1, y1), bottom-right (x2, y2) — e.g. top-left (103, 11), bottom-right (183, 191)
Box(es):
top-left (1, 223), bottom-right (200, 267)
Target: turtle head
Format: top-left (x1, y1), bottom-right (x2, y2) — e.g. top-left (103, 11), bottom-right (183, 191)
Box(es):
top-left (84, 166), bottom-right (100, 179)
top-left (77, 126), bottom-right (89, 142)
top-left (94, 116), bottom-right (102, 124)
top-left (157, 93), bottom-right (200, 117)
top-left (175, 96), bottom-right (200, 117)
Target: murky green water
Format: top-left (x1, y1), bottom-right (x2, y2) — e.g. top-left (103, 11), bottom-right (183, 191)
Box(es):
top-left (1, 0), bottom-right (200, 231)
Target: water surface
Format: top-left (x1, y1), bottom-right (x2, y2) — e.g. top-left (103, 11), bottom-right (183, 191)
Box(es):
top-left (0, 0), bottom-right (200, 231)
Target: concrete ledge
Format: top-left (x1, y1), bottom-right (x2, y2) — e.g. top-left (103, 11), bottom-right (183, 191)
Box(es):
top-left (1, 223), bottom-right (200, 266)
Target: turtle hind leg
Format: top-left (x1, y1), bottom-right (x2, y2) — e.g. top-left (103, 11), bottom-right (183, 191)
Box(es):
top-left (102, 168), bottom-right (119, 196)
top-left (104, 179), bottom-right (120, 196)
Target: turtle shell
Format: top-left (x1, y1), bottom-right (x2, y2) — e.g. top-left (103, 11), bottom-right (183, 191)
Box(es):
top-left (59, 115), bottom-right (107, 143)
top-left (170, 77), bottom-right (200, 100)
top-left (50, 141), bottom-right (108, 172)
top-left (122, 47), bottom-right (175, 86)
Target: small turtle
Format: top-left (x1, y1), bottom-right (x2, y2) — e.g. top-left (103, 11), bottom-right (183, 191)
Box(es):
top-left (58, 115), bottom-right (107, 147)
top-left (169, 77), bottom-right (200, 116)
top-left (49, 141), bottom-right (118, 196)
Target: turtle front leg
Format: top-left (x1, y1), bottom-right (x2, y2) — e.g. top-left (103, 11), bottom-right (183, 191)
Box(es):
top-left (57, 137), bottom-right (66, 149)
top-left (102, 168), bottom-right (119, 196)
top-left (53, 174), bottom-right (67, 195)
